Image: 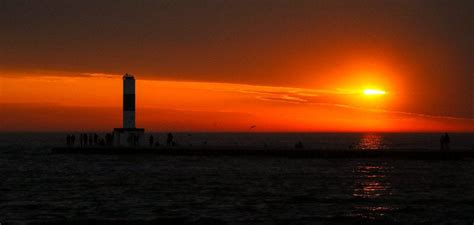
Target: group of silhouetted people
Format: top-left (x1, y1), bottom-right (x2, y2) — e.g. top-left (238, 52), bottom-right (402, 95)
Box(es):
top-left (146, 133), bottom-right (175, 147)
top-left (66, 134), bottom-right (76, 146)
top-left (127, 134), bottom-right (140, 147)
top-left (440, 132), bottom-right (451, 150)
top-left (66, 133), bottom-right (106, 147)
top-left (67, 132), bottom-right (177, 148)
top-left (79, 133), bottom-right (101, 147)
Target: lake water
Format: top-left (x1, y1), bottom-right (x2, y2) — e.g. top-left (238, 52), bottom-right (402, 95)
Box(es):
top-left (1, 133), bottom-right (473, 224)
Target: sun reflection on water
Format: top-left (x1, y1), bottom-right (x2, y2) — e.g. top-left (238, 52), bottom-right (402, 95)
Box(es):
top-left (352, 164), bottom-right (392, 199)
top-left (357, 133), bottom-right (385, 150)
top-left (352, 163), bottom-right (395, 218)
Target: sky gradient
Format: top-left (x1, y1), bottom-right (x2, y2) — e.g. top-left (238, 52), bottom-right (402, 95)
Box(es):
top-left (1, 0), bottom-right (473, 131)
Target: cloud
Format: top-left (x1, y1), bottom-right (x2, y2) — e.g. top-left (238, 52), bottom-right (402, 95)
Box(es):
top-left (0, 69), bottom-right (121, 79)
top-left (257, 95), bottom-right (308, 104)
top-left (240, 86), bottom-right (354, 105)
top-left (240, 85), bottom-right (474, 122)
top-left (80, 72), bottom-right (118, 79)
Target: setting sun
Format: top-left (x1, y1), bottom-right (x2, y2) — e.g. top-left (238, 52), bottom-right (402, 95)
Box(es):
top-left (363, 89), bottom-right (386, 95)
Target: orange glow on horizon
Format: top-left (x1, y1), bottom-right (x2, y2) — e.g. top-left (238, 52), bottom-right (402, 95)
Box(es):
top-left (0, 70), bottom-right (473, 132)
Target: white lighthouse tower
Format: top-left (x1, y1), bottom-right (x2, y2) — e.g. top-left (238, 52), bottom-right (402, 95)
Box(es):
top-left (113, 73), bottom-right (145, 147)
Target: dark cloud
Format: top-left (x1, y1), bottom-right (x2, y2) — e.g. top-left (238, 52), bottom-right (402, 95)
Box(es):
top-left (2, 0), bottom-right (472, 80)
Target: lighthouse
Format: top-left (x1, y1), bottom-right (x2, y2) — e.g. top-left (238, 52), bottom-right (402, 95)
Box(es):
top-left (113, 73), bottom-right (145, 147)
top-left (123, 73), bottom-right (135, 128)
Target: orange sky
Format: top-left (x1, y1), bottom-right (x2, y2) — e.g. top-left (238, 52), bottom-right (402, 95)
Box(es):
top-left (1, 1), bottom-right (473, 132)
top-left (1, 70), bottom-right (472, 132)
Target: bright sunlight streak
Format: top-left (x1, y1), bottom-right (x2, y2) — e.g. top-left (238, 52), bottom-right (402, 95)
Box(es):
top-left (363, 89), bottom-right (386, 95)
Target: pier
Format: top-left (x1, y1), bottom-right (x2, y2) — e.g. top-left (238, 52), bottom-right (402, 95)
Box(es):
top-left (51, 147), bottom-right (474, 160)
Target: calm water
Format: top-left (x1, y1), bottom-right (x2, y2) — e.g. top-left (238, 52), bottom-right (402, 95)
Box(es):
top-left (1, 133), bottom-right (474, 224)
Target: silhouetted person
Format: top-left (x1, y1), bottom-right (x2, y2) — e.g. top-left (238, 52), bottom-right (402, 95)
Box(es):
top-left (82, 134), bottom-right (87, 146)
top-left (295, 141), bottom-right (303, 149)
top-left (444, 133), bottom-right (450, 150)
top-left (105, 133), bottom-right (112, 146)
top-left (149, 135), bottom-right (154, 147)
top-left (127, 134), bottom-right (134, 146)
top-left (66, 135), bottom-right (70, 146)
top-left (71, 135), bottom-right (75, 146)
top-left (440, 135), bottom-right (444, 150)
top-left (440, 133), bottom-right (451, 150)
top-left (89, 134), bottom-right (93, 146)
top-left (94, 133), bottom-right (98, 145)
top-left (167, 133), bottom-right (174, 146)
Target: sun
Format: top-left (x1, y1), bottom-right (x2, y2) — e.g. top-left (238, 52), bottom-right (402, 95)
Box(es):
top-left (363, 89), bottom-right (386, 95)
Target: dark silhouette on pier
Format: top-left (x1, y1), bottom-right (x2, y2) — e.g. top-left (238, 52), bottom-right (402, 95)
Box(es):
top-left (94, 133), bottom-right (98, 145)
top-left (66, 135), bottom-right (71, 147)
top-left (149, 135), bottom-right (154, 147)
top-left (105, 133), bottom-right (113, 146)
top-left (295, 141), bottom-right (304, 149)
top-left (167, 133), bottom-right (174, 146)
top-left (440, 132), bottom-right (451, 150)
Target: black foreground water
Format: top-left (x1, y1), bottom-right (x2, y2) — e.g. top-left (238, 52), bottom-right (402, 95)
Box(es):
top-left (1, 133), bottom-right (474, 225)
